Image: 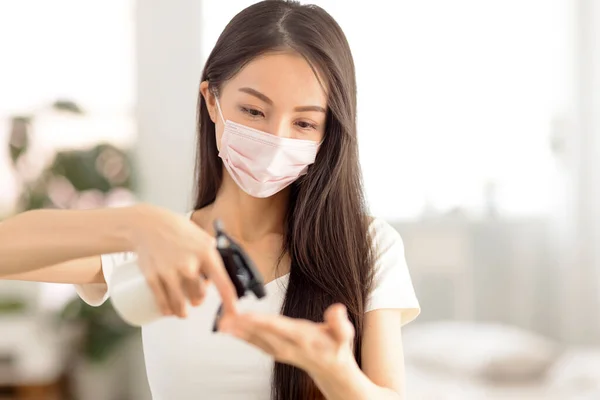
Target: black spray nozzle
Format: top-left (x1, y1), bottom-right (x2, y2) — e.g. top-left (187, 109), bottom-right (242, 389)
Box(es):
top-left (212, 219), bottom-right (266, 332)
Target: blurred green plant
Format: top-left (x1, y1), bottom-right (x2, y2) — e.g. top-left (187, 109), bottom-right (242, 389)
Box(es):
top-left (0, 299), bottom-right (26, 314)
top-left (5, 99), bottom-right (139, 364)
top-left (9, 100), bottom-right (136, 212)
top-left (60, 298), bottom-right (138, 363)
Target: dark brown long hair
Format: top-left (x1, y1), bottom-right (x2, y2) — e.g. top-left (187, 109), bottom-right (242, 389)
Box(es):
top-left (194, 1), bottom-right (373, 398)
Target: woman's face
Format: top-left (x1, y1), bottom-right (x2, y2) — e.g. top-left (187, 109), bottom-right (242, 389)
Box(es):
top-left (202, 51), bottom-right (328, 147)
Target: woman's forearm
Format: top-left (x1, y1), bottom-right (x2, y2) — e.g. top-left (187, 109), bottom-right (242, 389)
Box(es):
top-left (0, 207), bottom-right (136, 276)
top-left (311, 360), bottom-right (404, 400)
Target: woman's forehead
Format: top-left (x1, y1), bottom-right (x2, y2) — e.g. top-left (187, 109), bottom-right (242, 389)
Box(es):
top-left (222, 51), bottom-right (328, 109)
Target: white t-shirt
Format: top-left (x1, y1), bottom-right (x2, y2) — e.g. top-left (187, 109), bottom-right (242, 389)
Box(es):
top-left (76, 217), bottom-right (420, 400)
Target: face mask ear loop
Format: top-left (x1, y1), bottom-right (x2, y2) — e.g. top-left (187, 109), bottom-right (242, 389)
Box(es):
top-left (214, 92), bottom-right (226, 125)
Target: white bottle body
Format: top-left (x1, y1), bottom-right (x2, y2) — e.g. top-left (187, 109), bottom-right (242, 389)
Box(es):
top-left (111, 258), bottom-right (184, 326)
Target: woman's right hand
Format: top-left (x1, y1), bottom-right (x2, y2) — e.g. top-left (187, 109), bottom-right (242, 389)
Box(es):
top-left (124, 204), bottom-right (238, 319)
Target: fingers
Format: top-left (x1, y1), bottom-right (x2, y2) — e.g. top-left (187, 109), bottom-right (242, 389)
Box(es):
top-left (202, 247), bottom-right (238, 316)
top-left (228, 313), bottom-right (311, 344)
top-left (179, 259), bottom-right (205, 307)
top-left (145, 272), bottom-right (173, 316)
top-left (163, 272), bottom-right (188, 318)
top-left (183, 275), bottom-right (207, 307)
top-left (325, 304), bottom-right (354, 343)
top-left (240, 326), bottom-right (291, 360)
top-left (135, 220), bottom-right (238, 320)
top-left (220, 315), bottom-right (295, 362)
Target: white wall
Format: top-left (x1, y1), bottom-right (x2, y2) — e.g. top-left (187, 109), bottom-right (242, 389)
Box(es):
top-left (124, 2), bottom-right (205, 397)
top-left (560, 0), bottom-right (600, 344)
top-left (134, 0), bottom-right (202, 213)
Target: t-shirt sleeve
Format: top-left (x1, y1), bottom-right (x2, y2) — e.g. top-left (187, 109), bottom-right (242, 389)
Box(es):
top-left (366, 218), bottom-right (420, 326)
top-left (74, 252), bottom-right (137, 306)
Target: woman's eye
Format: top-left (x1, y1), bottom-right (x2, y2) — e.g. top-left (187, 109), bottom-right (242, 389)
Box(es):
top-left (296, 120), bottom-right (318, 130)
top-left (240, 107), bottom-right (264, 118)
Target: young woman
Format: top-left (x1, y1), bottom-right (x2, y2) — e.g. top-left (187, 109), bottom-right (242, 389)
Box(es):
top-left (6, 1), bottom-right (420, 399)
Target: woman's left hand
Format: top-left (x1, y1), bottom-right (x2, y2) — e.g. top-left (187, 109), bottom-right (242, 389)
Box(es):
top-left (219, 304), bottom-right (356, 377)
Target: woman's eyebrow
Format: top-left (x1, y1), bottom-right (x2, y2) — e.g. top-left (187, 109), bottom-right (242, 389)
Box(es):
top-left (238, 87), bottom-right (326, 113)
top-left (239, 87), bottom-right (273, 105)
top-left (294, 105), bottom-right (326, 113)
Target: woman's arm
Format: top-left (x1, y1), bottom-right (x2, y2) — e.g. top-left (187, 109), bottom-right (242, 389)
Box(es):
top-left (0, 204), bottom-right (238, 319)
top-left (311, 309), bottom-right (406, 400)
top-left (2, 257), bottom-right (103, 284)
top-left (0, 207), bottom-right (133, 276)
top-left (220, 306), bottom-right (406, 400)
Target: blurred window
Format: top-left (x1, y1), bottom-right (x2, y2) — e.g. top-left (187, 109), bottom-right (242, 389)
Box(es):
top-left (0, 0), bottom-right (136, 211)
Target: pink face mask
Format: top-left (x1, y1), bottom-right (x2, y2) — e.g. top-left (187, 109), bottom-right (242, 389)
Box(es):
top-left (215, 98), bottom-right (320, 198)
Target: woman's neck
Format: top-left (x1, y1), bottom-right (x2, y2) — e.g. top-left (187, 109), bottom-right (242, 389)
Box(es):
top-left (200, 173), bottom-right (289, 242)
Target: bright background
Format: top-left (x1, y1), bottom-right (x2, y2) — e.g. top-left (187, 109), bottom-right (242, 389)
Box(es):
top-left (1, 1), bottom-right (599, 399)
